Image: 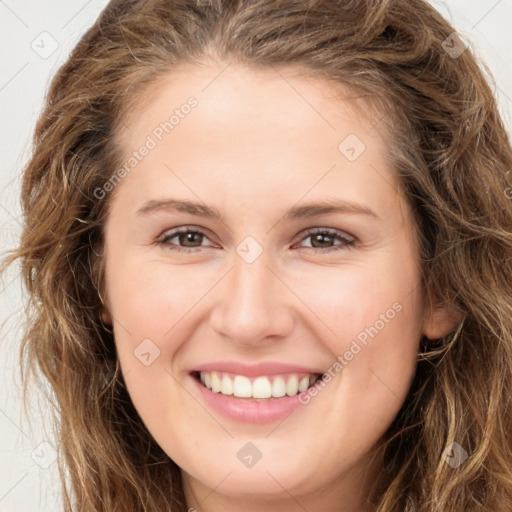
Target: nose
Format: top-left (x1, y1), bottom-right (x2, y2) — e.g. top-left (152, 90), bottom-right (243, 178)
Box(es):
top-left (209, 246), bottom-right (295, 348)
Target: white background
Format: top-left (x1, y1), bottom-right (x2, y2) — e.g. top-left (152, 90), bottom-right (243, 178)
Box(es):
top-left (0, 1), bottom-right (511, 510)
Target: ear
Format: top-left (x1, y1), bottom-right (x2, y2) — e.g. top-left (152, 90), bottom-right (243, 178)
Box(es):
top-left (101, 308), bottom-right (113, 326)
top-left (99, 289), bottom-right (113, 326)
top-left (422, 300), bottom-right (463, 340)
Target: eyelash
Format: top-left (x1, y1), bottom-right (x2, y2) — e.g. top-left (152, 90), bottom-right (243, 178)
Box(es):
top-left (156, 227), bottom-right (356, 254)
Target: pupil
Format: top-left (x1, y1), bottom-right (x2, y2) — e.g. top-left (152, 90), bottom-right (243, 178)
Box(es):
top-left (176, 232), bottom-right (334, 248)
top-left (312, 234), bottom-right (332, 248)
top-left (180, 232), bottom-right (201, 246)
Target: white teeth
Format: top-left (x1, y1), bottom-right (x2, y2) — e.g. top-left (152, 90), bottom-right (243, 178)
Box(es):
top-left (252, 376), bottom-right (272, 399)
top-left (233, 375), bottom-right (252, 397)
top-left (271, 377), bottom-right (286, 397)
top-left (211, 372), bottom-right (221, 393)
top-left (286, 375), bottom-right (299, 396)
top-left (298, 376), bottom-right (310, 392)
top-left (198, 371), bottom-right (320, 399)
top-left (221, 375), bottom-right (233, 395)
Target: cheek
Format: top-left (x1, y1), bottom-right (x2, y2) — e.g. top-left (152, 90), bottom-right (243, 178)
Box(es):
top-left (293, 252), bottom-right (423, 412)
top-left (285, 266), bottom-right (422, 464)
top-left (105, 261), bottom-right (204, 438)
top-left (104, 258), bottom-right (206, 407)
top-left (106, 258), bottom-right (206, 337)
top-left (293, 257), bottom-right (422, 353)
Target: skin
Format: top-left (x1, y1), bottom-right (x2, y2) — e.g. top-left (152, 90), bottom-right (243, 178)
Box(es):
top-left (101, 63), bottom-right (461, 512)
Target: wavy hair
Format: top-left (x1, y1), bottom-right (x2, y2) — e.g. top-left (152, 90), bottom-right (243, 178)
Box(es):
top-left (3, 0), bottom-right (512, 510)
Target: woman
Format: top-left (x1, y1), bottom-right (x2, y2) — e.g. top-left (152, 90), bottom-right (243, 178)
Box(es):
top-left (4, 0), bottom-right (512, 510)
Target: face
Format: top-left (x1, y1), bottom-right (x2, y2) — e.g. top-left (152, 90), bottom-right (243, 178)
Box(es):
top-left (101, 64), bottom-right (458, 511)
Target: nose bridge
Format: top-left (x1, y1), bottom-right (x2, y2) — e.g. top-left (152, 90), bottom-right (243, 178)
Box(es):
top-left (232, 247), bottom-right (274, 307)
top-left (210, 241), bottom-right (294, 345)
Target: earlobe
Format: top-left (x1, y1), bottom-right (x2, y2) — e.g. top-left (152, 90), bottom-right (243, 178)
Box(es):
top-left (101, 309), bottom-right (113, 326)
top-left (98, 283), bottom-right (112, 326)
top-left (422, 302), bottom-right (464, 340)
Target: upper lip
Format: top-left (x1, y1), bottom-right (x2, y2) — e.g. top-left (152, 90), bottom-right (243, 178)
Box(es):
top-left (192, 361), bottom-right (325, 377)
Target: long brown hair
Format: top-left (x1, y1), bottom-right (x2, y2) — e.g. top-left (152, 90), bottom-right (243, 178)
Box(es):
top-left (3, 0), bottom-right (512, 510)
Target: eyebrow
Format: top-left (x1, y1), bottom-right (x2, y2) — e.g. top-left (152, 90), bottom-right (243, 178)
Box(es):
top-left (136, 197), bottom-right (380, 222)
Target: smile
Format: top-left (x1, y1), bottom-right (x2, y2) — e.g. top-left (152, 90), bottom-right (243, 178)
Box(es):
top-left (194, 371), bottom-right (323, 400)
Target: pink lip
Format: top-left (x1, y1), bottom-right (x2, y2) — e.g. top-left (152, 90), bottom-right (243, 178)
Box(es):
top-left (189, 373), bottom-right (315, 424)
top-left (192, 360), bottom-right (324, 377)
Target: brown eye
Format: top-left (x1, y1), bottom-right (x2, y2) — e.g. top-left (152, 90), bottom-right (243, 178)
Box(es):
top-left (157, 226), bottom-right (356, 254)
top-left (296, 228), bottom-right (355, 252)
top-left (158, 228), bottom-right (213, 253)
top-left (173, 231), bottom-right (204, 247)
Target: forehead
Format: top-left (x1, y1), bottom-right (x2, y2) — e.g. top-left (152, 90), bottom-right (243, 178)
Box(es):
top-left (111, 63), bottom-right (404, 222)
top-left (118, 62), bottom-right (386, 150)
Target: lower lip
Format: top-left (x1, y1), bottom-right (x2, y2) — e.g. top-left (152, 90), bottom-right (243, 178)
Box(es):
top-left (190, 374), bottom-right (314, 424)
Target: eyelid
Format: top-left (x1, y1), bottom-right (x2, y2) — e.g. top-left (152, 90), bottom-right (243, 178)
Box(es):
top-left (293, 227), bottom-right (355, 245)
top-left (157, 226), bottom-right (218, 248)
top-left (157, 225), bottom-right (357, 253)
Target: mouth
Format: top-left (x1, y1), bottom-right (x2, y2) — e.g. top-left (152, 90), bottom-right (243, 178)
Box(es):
top-left (190, 370), bottom-right (324, 401)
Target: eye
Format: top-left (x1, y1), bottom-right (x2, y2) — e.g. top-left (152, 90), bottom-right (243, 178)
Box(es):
top-left (157, 227), bottom-right (214, 253)
top-left (157, 226), bottom-right (356, 254)
top-left (293, 228), bottom-right (356, 252)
